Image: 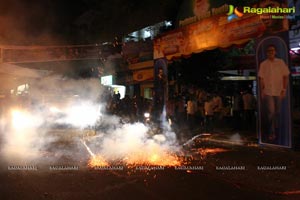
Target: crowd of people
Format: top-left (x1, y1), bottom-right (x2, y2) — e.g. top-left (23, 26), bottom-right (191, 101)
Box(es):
top-left (101, 86), bottom-right (257, 134)
top-left (102, 89), bottom-right (152, 123)
top-left (167, 88), bottom-right (256, 133)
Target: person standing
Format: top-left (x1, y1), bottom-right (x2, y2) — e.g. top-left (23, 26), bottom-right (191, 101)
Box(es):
top-left (258, 44), bottom-right (290, 143)
top-left (212, 93), bottom-right (223, 128)
top-left (187, 96), bottom-right (197, 130)
top-left (175, 94), bottom-right (186, 126)
top-left (204, 95), bottom-right (214, 133)
top-left (232, 90), bottom-right (243, 131)
top-left (242, 90), bottom-right (257, 131)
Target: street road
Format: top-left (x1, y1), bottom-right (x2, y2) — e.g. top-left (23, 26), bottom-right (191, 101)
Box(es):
top-left (0, 128), bottom-right (299, 200)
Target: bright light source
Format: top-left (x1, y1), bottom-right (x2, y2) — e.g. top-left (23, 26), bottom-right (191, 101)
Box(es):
top-left (221, 76), bottom-right (256, 81)
top-left (143, 30), bottom-right (151, 38)
top-left (168, 118), bottom-right (172, 126)
top-left (101, 75), bottom-right (113, 86)
top-left (144, 112), bottom-right (150, 118)
top-left (165, 21), bottom-right (172, 27)
top-left (64, 102), bottom-right (101, 128)
top-left (10, 109), bottom-right (40, 130)
top-left (291, 47), bottom-right (300, 51)
top-left (49, 106), bottom-right (61, 113)
top-left (110, 85), bottom-right (126, 99)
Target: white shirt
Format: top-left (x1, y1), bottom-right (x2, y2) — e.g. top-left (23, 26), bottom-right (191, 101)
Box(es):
top-left (258, 58), bottom-right (290, 96)
top-left (204, 101), bottom-right (214, 116)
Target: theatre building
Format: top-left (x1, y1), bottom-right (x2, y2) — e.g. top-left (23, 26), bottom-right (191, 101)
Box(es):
top-left (152, 0), bottom-right (300, 148)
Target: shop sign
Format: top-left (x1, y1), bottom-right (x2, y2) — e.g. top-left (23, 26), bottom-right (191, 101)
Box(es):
top-left (133, 68), bottom-right (154, 82)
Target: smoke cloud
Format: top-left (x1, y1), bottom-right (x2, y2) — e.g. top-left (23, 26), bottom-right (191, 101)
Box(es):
top-left (228, 133), bottom-right (244, 145)
top-left (0, 76), bottom-right (103, 163)
top-left (85, 121), bottom-right (180, 165)
top-left (0, 75), bottom-right (182, 167)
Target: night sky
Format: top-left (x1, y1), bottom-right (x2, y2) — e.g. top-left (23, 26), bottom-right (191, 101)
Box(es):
top-left (0, 0), bottom-right (182, 45)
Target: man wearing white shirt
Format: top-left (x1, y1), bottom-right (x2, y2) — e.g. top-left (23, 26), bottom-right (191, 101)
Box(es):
top-left (258, 44), bottom-right (290, 143)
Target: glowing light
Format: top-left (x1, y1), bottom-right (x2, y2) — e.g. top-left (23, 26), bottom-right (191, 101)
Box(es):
top-left (81, 140), bottom-right (109, 167)
top-left (64, 102), bottom-right (100, 128)
top-left (11, 109), bottom-right (40, 130)
top-left (198, 148), bottom-right (229, 157)
top-left (144, 112), bottom-right (150, 118)
top-left (291, 47), bottom-right (300, 53)
top-left (200, 133), bottom-right (211, 136)
top-left (149, 154), bottom-right (158, 162)
top-left (125, 154), bottom-right (181, 166)
top-left (165, 21), bottom-right (172, 27)
top-left (88, 155), bottom-right (109, 167)
top-left (143, 30), bottom-right (151, 38)
top-left (168, 118), bottom-right (172, 126)
top-left (49, 106), bottom-right (61, 113)
top-left (82, 122), bottom-right (182, 168)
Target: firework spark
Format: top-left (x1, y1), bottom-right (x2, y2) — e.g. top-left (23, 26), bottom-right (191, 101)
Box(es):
top-left (81, 140), bottom-right (108, 167)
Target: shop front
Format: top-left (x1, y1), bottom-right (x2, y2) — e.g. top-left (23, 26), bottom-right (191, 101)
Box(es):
top-left (130, 61), bottom-right (154, 99)
top-left (122, 40), bottom-right (155, 99)
top-left (153, 0), bottom-right (297, 148)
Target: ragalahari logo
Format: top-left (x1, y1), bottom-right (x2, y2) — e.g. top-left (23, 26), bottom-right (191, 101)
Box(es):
top-left (227, 5), bottom-right (244, 21)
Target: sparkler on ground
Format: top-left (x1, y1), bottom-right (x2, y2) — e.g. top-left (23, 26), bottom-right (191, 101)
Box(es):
top-left (80, 122), bottom-right (183, 168)
top-left (81, 139), bottom-right (108, 167)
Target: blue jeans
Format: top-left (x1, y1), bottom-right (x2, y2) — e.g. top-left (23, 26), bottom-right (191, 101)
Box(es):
top-left (263, 95), bottom-right (282, 137)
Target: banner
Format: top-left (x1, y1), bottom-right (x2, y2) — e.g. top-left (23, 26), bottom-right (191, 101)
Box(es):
top-left (153, 58), bottom-right (168, 118)
top-left (176, 0), bottom-right (259, 27)
top-left (1, 45), bottom-right (104, 63)
top-left (154, 14), bottom-right (266, 60)
top-left (255, 33), bottom-right (292, 147)
top-left (155, 0), bottom-right (293, 60)
top-left (257, 0), bottom-right (289, 35)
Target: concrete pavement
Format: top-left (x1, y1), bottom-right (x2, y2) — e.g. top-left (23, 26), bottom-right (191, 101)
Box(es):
top-left (180, 129), bottom-right (300, 199)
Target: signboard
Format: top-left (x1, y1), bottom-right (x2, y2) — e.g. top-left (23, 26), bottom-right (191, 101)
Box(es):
top-left (100, 75), bottom-right (113, 86)
top-left (133, 68), bottom-right (154, 82)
